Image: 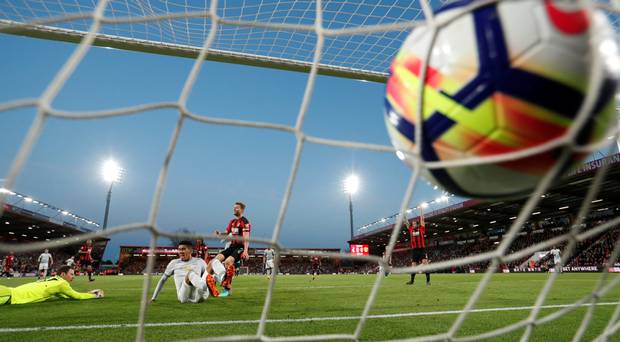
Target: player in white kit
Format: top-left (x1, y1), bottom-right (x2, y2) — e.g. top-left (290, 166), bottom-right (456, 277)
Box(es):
top-left (38, 249), bottom-right (53, 279)
top-left (65, 256), bottom-right (76, 267)
top-left (550, 247), bottom-right (562, 273)
top-left (264, 248), bottom-right (275, 278)
top-left (151, 241), bottom-right (210, 304)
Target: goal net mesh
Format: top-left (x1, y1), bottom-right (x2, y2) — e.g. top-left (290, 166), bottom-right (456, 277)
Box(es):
top-left (1, 0), bottom-right (620, 341)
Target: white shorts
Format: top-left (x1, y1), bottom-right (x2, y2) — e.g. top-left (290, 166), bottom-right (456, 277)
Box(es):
top-left (266, 260), bottom-right (274, 269)
top-left (39, 264), bottom-right (49, 271)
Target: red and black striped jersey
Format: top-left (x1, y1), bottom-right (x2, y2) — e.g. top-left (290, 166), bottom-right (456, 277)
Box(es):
top-left (409, 224), bottom-right (426, 249)
top-left (3, 255), bottom-right (14, 268)
top-left (194, 244), bottom-right (208, 259)
top-left (311, 256), bottom-right (320, 266)
top-left (79, 245), bottom-right (93, 261)
top-left (226, 216), bottom-right (251, 246)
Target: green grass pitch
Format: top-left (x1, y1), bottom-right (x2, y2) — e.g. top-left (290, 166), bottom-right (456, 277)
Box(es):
top-left (1, 273), bottom-right (619, 341)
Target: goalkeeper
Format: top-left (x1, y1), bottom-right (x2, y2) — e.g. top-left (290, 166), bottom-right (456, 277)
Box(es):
top-left (0, 265), bottom-right (104, 305)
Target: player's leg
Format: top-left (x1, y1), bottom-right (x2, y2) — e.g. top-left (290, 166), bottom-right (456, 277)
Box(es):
top-left (423, 256), bottom-right (430, 285)
top-left (185, 270), bottom-right (208, 292)
top-left (207, 253), bottom-right (225, 274)
top-left (205, 258), bottom-right (227, 297)
top-left (177, 279), bottom-right (193, 303)
top-left (221, 246), bottom-right (242, 293)
top-left (190, 286), bottom-right (207, 303)
top-left (87, 264), bottom-right (94, 281)
top-left (407, 250), bottom-right (419, 285)
top-left (407, 261), bottom-right (417, 285)
top-left (184, 270), bottom-right (209, 302)
top-left (221, 255), bottom-right (237, 292)
top-left (0, 285), bottom-right (12, 305)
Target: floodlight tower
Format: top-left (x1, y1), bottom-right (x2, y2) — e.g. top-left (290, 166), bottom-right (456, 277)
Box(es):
top-left (343, 174), bottom-right (360, 240)
top-left (101, 159), bottom-right (123, 230)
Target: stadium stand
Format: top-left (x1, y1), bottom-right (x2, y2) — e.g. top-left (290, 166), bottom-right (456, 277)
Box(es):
top-left (118, 246), bottom-right (341, 275)
top-left (0, 194), bottom-right (107, 277)
top-left (351, 153), bottom-right (620, 273)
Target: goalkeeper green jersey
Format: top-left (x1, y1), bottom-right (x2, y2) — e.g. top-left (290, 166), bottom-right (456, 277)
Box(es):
top-left (0, 276), bottom-right (95, 305)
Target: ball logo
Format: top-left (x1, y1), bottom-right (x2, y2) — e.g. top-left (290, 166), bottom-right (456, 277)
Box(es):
top-left (544, 0), bottom-right (589, 35)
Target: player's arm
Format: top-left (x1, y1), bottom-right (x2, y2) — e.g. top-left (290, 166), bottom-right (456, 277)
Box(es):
top-left (214, 220), bottom-right (232, 237)
top-left (419, 207), bottom-right (425, 226)
top-left (241, 230), bottom-right (250, 260)
top-left (58, 282), bottom-right (98, 300)
top-left (50, 255), bottom-right (54, 267)
top-left (151, 262), bottom-right (174, 301)
top-left (151, 274), bottom-right (169, 301)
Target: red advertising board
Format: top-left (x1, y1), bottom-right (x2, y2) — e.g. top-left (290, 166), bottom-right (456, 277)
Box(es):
top-left (350, 244), bottom-right (369, 256)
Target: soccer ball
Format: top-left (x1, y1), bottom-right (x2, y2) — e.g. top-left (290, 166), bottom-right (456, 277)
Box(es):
top-left (385, 0), bottom-right (618, 199)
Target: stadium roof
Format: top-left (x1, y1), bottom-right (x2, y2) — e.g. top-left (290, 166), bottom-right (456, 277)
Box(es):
top-left (0, 188), bottom-right (100, 231)
top-left (1, 202), bottom-right (108, 243)
top-left (350, 153), bottom-right (620, 249)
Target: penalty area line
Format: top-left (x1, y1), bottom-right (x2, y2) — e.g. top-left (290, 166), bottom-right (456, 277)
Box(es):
top-left (2, 301), bottom-right (620, 333)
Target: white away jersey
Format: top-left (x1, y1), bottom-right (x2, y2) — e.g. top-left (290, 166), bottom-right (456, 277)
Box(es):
top-left (163, 257), bottom-right (208, 291)
top-left (264, 249), bottom-right (275, 261)
top-left (550, 249), bottom-right (561, 263)
top-left (38, 253), bottom-right (52, 265)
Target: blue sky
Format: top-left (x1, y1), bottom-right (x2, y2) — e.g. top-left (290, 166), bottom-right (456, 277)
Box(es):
top-left (0, 33), bottom-right (448, 261)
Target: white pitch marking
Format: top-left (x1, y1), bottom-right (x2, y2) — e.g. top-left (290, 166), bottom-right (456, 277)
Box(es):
top-left (3, 302), bottom-right (620, 333)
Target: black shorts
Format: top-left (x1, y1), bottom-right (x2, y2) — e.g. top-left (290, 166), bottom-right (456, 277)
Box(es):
top-left (80, 259), bottom-right (92, 268)
top-left (221, 245), bottom-right (244, 261)
top-left (411, 249), bottom-right (427, 263)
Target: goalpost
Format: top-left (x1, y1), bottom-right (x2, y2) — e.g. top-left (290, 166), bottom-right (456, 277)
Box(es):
top-left (1, 1), bottom-right (620, 341)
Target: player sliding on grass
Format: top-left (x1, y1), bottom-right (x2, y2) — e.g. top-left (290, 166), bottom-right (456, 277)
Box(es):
top-left (207, 202), bottom-right (251, 297)
top-left (0, 265), bottom-right (104, 305)
top-left (151, 240), bottom-right (210, 304)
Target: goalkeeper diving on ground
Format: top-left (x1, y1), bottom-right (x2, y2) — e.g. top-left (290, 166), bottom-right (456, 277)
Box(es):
top-left (0, 265), bottom-right (104, 305)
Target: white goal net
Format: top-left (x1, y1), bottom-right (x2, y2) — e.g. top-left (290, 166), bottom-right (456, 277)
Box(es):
top-left (2, 0), bottom-right (620, 341)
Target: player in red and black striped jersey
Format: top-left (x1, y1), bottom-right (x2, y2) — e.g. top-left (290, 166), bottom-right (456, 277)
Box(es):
top-left (194, 239), bottom-right (209, 263)
top-left (406, 208), bottom-right (430, 286)
top-left (1, 252), bottom-right (14, 278)
top-left (206, 202), bottom-right (251, 297)
top-left (78, 240), bottom-right (95, 282)
top-left (311, 256), bottom-right (321, 280)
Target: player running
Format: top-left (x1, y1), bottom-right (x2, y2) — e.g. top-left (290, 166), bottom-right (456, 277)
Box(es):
top-left (1, 252), bottom-right (14, 278)
top-left (208, 202), bottom-right (251, 297)
top-left (0, 265), bottom-right (104, 305)
top-left (406, 208), bottom-right (430, 286)
top-left (380, 249), bottom-right (392, 277)
top-left (151, 241), bottom-right (210, 304)
top-left (78, 240), bottom-right (95, 282)
top-left (311, 255), bottom-right (321, 280)
top-left (550, 246), bottom-right (562, 273)
top-left (264, 248), bottom-right (275, 278)
top-left (38, 249), bottom-right (53, 279)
